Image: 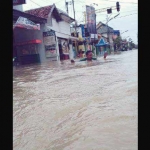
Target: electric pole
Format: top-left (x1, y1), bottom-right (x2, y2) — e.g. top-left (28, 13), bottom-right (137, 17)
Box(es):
top-left (106, 15), bottom-right (110, 52)
top-left (72, 0), bottom-right (77, 36)
top-left (65, 0), bottom-right (69, 14)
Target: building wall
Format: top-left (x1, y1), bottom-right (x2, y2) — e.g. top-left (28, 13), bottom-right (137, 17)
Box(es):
top-left (97, 25), bottom-right (114, 51)
top-left (14, 24), bottom-right (47, 63)
top-left (14, 12), bottom-right (72, 64)
top-left (59, 21), bottom-right (71, 36)
top-left (13, 5), bottom-right (23, 11)
top-left (48, 18), bottom-right (71, 37)
top-left (44, 16), bottom-right (72, 61)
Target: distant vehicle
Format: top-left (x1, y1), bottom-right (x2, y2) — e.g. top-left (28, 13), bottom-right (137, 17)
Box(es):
top-left (121, 45), bottom-right (127, 51)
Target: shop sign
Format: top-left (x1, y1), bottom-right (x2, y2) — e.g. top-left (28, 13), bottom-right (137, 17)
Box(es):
top-left (43, 30), bottom-right (57, 58)
top-left (81, 24), bottom-right (85, 37)
top-left (14, 17), bottom-right (40, 30)
top-left (13, 0), bottom-right (26, 5)
top-left (61, 39), bottom-right (69, 54)
top-left (86, 5), bottom-right (97, 34)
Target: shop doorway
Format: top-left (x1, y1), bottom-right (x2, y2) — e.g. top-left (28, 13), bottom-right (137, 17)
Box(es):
top-left (16, 44), bottom-right (40, 65)
top-left (58, 43), bottom-right (64, 61)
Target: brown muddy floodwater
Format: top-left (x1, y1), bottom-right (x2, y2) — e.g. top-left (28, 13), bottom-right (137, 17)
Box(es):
top-left (13, 50), bottom-right (138, 150)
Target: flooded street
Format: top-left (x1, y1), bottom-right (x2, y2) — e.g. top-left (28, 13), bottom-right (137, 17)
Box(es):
top-left (13, 50), bottom-right (138, 150)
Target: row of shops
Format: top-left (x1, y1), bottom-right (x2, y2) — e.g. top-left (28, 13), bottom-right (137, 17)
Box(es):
top-left (13, 7), bottom-right (78, 65)
top-left (13, 6), bottom-right (110, 66)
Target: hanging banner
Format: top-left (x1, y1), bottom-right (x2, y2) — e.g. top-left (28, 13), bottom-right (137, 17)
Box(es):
top-left (86, 5), bottom-right (97, 34)
top-left (14, 17), bottom-right (40, 30)
top-left (43, 30), bottom-right (57, 58)
top-left (81, 24), bottom-right (85, 38)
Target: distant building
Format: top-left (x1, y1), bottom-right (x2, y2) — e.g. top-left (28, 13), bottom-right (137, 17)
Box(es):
top-left (96, 21), bottom-right (114, 51)
top-left (113, 30), bottom-right (120, 40)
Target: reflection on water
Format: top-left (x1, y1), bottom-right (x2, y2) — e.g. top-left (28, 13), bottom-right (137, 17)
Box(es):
top-left (13, 50), bottom-right (137, 150)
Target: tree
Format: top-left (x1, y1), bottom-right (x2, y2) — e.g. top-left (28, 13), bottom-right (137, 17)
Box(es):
top-left (113, 36), bottom-right (122, 49)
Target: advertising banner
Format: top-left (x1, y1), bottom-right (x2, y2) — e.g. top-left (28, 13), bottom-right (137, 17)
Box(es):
top-left (14, 17), bottom-right (40, 30)
top-left (86, 5), bottom-right (97, 34)
top-left (43, 30), bottom-right (57, 58)
top-left (81, 24), bottom-right (85, 37)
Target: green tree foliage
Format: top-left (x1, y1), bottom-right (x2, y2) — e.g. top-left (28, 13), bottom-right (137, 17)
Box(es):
top-left (113, 36), bottom-right (122, 47)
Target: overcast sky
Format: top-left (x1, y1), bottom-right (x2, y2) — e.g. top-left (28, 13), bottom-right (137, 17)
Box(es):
top-left (22, 0), bottom-right (138, 44)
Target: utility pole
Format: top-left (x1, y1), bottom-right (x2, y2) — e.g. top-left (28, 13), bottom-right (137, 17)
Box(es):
top-left (72, 0), bottom-right (78, 57)
top-left (106, 15), bottom-right (110, 53)
top-left (84, 11), bottom-right (86, 24)
top-left (65, 0), bottom-right (69, 14)
top-left (72, 0), bottom-right (77, 35)
top-left (106, 13), bottom-right (120, 54)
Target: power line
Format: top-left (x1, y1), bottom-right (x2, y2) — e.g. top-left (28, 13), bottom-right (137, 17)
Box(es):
top-left (29, 0), bottom-right (63, 8)
top-left (39, 0), bottom-right (63, 4)
top-left (74, 0), bottom-right (137, 4)
top-left (95, 0), bottom-right (137, 4)
top-left (29, 0), bottom-right (41, 7)
top-left (116, 13), bottom-right (137, 19)
top-left (96, 10), bottom-right (137, 16)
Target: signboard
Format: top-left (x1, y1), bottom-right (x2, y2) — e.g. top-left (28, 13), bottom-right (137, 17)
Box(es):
top-left (13, 0), bottom-right (26, 5)
top-left (61, 39), bottom-right (69, 54)
top-left (81, 24), bottom-right (85, 37)
top-left (86, 5), bottom-right (97, 34)
top-left (113, 30), bottom-right (120, 36)
top-left (43, 30), bottom-right (57, 58)
top-left (14, 17), bottom-right (40, 30)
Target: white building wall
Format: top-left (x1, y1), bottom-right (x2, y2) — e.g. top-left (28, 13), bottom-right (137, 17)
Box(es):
top-left (37, 24), bottom-right (46, 63)
top-left (59, 21), bottom-right (71, 36)
top-left (13, 5), bottom-right (23, 11)
top-left (40, 17), bottom-right (72, 62)
top-left (49, 18), bottom-right (60, 32)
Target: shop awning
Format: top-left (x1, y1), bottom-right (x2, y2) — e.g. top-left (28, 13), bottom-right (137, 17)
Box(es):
top-left (95, 37), bottom-right (109, 46)
top-left (69, 36), bottom-right (78, 41)
top-left (14, 39), bottom-right (42, 46)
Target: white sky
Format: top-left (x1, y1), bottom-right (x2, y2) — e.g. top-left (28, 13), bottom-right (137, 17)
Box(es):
top-left (22, 0), bottom-right (138, 44)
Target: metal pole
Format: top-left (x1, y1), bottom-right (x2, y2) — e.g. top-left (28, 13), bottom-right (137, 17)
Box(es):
top-left (72, 0), bottom-right (76, 34)
top-left (72, 0), bottom-right (78, 56)
top-left (106, 15), bottom-right (110, 54)
top-left (65, 0), bottom-right (69, 14)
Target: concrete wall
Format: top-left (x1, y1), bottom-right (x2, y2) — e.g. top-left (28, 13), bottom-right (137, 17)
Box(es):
top-left (59, 21), bottom-right (71, 36)
top-left (47, 18), bottom-right (71, 36)
top-left (13, 5), bottom-right (23, 11)
top-left (97, 25), bottom-right (113, 34)
top-left (44, 16), bottom-right (72, 61)
top-left (14, 24), bottom-right (49, 63)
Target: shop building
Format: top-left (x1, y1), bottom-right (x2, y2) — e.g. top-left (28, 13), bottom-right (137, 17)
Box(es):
top-left (13, 4), bottom-right (78, 65)
top-left (13, 9), bottom-right (47, 65)
top-left (25, 4), bottom-right (78, 61)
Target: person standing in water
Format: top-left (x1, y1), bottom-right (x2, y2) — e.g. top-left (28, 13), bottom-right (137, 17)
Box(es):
top-left (80, 50), bottom-right (97, 61)
top-left (70, 50), bottom-right (97, 63)
top-left (104, 51), bottom-right (108, 59)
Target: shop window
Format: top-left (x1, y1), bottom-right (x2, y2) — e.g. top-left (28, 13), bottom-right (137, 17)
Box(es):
top-left (20, 44), bottom-right (38, 56)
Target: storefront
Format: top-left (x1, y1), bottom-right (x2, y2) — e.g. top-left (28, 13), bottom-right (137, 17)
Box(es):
top-left (14, 41), bottom-right (41, 65)
top-left (13, 25), bottom-right (43, 65)
top-left (13, 10), bottom-right (46, 65)
top-left (95, 37), bottom-right (109, 56)
top-left (57, 37), bottom-right (69, 60)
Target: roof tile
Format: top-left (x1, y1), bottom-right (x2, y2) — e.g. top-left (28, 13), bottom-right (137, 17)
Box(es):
top-left (25, 5), bottom-right (53, 19)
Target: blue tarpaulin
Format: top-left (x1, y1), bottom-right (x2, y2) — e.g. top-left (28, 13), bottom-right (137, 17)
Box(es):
top-left (95, 38), bottom-right (109, 46)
